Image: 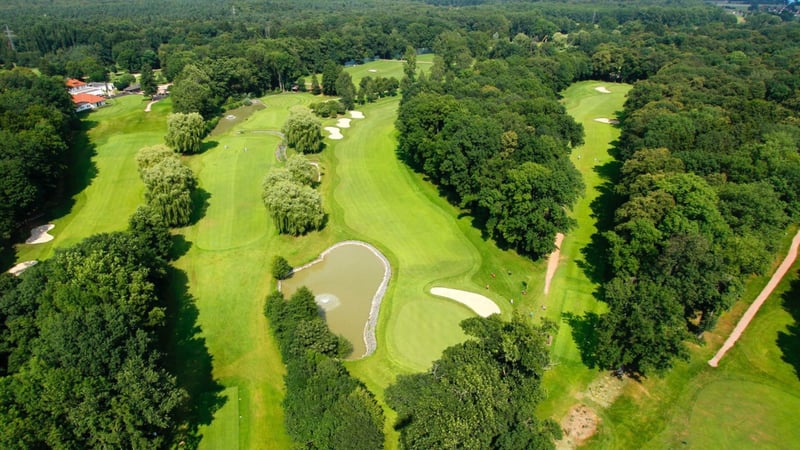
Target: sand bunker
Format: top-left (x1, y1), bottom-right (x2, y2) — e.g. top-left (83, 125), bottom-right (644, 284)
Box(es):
top-left (337, 118), bottom-right (352, 128)
top-left (430, 287), bottom-right (501, 318)
top-left (25, 224), bottom-right (55, 244)
top-left (7, 260), bottom-right (38, 276)
top-left (544, 233), bottom-right (564, 295)
top-left (595, 86), bottom-right (611, 94)
top-left (308, 162), bottom-right (322, 182)
top-left (324, 126), bottom-right (343, 140)
top-left (350, 110), bottom-right (365, 119)
top-left (593, 117), bottom-right (619, 124)
top-left (368, 69), bottom-right (377, 73)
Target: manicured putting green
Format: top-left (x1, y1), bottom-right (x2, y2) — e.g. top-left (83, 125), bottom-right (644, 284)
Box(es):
top-left (390, 299), bottom-right (472, 366)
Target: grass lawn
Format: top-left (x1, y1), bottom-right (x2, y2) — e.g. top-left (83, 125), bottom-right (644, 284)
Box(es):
top-left (304, 54), bottom-right (434, 87)
top-left (202, 386), bottom-right (240, 450)
top-left (20, 75), bottom-right (799, 449)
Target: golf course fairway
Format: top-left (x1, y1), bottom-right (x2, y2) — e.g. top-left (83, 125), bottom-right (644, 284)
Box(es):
top-left (14, 68), bottom-right (800, 449)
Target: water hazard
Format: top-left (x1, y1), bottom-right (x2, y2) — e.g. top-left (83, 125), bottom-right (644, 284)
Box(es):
top-left (280, 242), bottom-right (389, 359)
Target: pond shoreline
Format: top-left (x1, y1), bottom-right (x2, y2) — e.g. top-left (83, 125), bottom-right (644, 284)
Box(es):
top-left (278, 240), bottom-right (392, 358)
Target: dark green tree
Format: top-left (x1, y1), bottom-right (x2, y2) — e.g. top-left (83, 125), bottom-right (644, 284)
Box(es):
top-left (386, 315), bottom-right (559, 449)
top-left (140, 63), bottom-right (157, 96)
top-left (272, 256), bottom-right (293, 280)
top-left (335, 71), bottom-right (356, 110)
top-left (321, 62), bottom-right (341, 96)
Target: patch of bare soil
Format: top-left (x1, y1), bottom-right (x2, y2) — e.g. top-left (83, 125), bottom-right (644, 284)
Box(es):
top-left (580, 374), bottom-right (627, 408)
top-left (557, 375), bottom-right (627, 449)
top-left (556, 404), bottom-right (600, 449)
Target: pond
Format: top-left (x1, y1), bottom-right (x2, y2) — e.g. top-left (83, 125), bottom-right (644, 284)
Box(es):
top-left (280, 241), bottom-right (390, 359)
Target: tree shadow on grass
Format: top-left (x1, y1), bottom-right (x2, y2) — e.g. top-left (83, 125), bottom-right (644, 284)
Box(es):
top-left (160, 266), bottom-right (226, 449)
top-left (189, 188), bottom-right (211, 226)
top-left (577, 160), bottom-right (624, 288)
top-left (198, 140), bottom-right (219, 155)
top-left (0, 244), bottom-right (16, 272)
top-left (169, 234), bottom-right (193, 260)
top-left (777, 274), bottom-right (800, 381)
top-left (32, 120), bottom-right (99, 227)
top-left (562, 311), bottom-right (601, 369)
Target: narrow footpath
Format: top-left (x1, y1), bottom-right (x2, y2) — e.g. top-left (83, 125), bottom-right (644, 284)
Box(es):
top-left (708, 230), bottom-right (800, 367)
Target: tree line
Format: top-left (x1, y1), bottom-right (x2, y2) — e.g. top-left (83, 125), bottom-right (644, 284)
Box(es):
top-left (0, 69), bottom-right (77, 259)
top-left (386, 316), bottom-right (560, 449)
top-left (264, 287), bottom-right (384, 449)
top-left (593, 18), bottom-right (800, 374)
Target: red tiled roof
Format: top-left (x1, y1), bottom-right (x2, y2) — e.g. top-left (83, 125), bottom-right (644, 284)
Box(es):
top-left (66, 78), bottom-right (86, 88)
top-left (71, 93), bottom-right (106, 104)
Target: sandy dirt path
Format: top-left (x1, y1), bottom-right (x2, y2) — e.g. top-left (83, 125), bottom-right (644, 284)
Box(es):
top-left (144, 99), bottom-right (159, 112)
top-left (709, 229), bottom-right (800, 367)
top-left (544, 233), bottom-right (565, 295)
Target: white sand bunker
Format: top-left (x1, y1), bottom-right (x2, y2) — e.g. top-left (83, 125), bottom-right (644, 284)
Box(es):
top-left (430, 287), bottom-right (501, 318)
top-left (26, 224), bottom-right (55, 244)
top-left (324, 126), bottom-right (343, 140)
top-left (7, 260), bottom-right (38, 276)
top-left (350, 110), bottom-right (365, 119)
top-left (368, 69), bottom-right (377, 73)
top-left (225, 114), bottom-right (236, 120)
top-left (594, 117), bottom-right (619, 124)
top-left (308, 162), bottom-right (322, 182)
top-left (595, 86), bottom-right (611, 94)
top-left (337, 118), bottom-right (352, 128)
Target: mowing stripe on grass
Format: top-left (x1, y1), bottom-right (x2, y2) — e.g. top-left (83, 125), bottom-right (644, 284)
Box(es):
top-left (199, 386), bottom-right (240, 450)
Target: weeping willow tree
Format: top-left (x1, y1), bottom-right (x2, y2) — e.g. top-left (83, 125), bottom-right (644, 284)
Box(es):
top-left (282, 106), bottom-right (323, 154)
top-left (262, 155), bottom-right (325, 235)
top-left (165, 112), bottom-right (205, 154)
top-left (262, 180), bottom-right (324, 235)
top-left (136, 146), bottom-right (197, 227)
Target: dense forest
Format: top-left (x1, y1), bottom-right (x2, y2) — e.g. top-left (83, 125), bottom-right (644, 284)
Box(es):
top-left (0, 223), bottom-right (186, 448)
top-left (1, 0), bottom-right (800, 447)
top-left (0, 70), bottom-right (76, 259)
